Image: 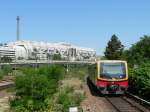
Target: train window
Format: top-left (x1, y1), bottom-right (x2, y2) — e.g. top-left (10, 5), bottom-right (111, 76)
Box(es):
top-left (100, 62), bottom-right (126, 79)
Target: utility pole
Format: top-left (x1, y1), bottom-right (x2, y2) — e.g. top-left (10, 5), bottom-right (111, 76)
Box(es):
top-left (16, 16), bottom-right (20, 41)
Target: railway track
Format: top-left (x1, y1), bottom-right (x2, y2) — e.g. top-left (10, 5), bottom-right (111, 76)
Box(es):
top-left (0, 76), bottom-right (14, 91)
top-left (105, 96), bottom-right (150, 112)
top-left (0, 80), bottom-right (14, 91)
top-left (86, 78), bottom-right (150, 112)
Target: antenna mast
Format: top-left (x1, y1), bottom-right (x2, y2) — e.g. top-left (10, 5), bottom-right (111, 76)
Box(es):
top-left (16, 16), bottom-right (20, 41)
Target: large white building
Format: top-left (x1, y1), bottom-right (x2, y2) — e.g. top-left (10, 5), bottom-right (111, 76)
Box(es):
top-left (0, 40), bottom-right (96, 61)
top-left (0, 46), bottom-right (15, 60)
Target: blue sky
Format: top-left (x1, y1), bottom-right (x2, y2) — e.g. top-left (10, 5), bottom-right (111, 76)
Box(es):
top-left (0, 0), bottom-right (150, 55)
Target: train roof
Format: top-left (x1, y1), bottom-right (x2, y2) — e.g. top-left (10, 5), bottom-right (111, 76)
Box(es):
top-left (89, 60), bottom-right (127, 65)
top-left (98, 60), bottom-right (126, 62)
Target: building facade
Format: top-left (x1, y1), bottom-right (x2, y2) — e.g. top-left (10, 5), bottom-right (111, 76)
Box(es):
top-left (0, 40), bottom-right (96, 61)
top-left (0, 46), bottom-right (16, 60)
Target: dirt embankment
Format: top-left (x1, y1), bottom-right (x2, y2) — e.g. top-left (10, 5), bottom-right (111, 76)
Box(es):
top-left (0, 90), bottom-right (11, 112)
top-left (81, 83), bottom-right (117, 112)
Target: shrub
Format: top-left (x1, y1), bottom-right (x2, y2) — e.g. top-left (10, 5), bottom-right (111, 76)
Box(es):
top-left (67, 65), bottom-right (88, 81)
top-left (2, 65), bottom-right (13, 75)
top-left (10, 74), bottom-right (51, 111)
top-left (0, 65), bottom-right (12, 79)
top-left (10, 65), bottom-right (65, 111)
top-left (56, 86), bottom-right (84, 112)
top-left (128, 62), bottom-right (150, 101)
top-left (0, 70), bottom-right (4, 79)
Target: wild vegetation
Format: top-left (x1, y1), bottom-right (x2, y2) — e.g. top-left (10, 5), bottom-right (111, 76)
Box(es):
top-left (10, 65), bottom-right (86, 112)
top-left (0, 65), bottom-right (13, 79)
top-left (128, 63), bottom-right (150, 101)
top-left (124, 36), bottom-right (150, 101)
top-left (10, 65), bottom-right (64, 111)
top-left (66, 65), bottom-right (88, 81)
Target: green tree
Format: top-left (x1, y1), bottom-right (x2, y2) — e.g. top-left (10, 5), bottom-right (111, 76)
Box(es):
top-left (53, 53), bottom-right (62, 60)
top-left (104, 34), bottom-right (124, 60)
top-left (124, 35), bottom-right (150, 66)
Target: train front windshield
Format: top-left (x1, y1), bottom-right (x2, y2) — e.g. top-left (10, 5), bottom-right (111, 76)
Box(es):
top-left (100, 62), bottom-right (126, 79)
